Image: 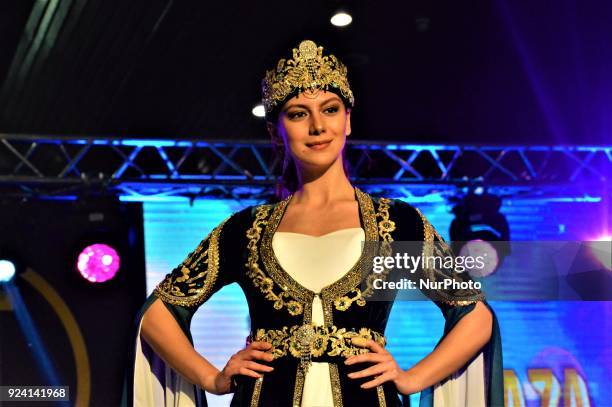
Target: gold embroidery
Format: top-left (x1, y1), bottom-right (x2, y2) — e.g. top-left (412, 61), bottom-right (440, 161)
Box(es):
top-left (248, 189), bottom-right (392, 321)
top-left (415, 208), bottom-right (484, 306)
top-left (376, 385), bottom-right (387, 407)
top-left (320, 189), bottom-right (379, 323)
top-left (154, 219), bottom-right (227, 307)
top-left (330, 196), bottom-right (396, 314)
top-left (292, 368), bottom-right (305, 407)
top-left (257, 188), bottom-right (377, 319)
top-left (329, 363), bottom-right (344, 407)
top-left (255, 325), bottom-right (386, 360)
top-left (293, 293), bottom-right (310, 407)
top-left (303, 300), bottom-right (312, 325)
top-left (446, 300), bottom-right (478, 306)
top-left (250, 377), bottom-right (263, 407)
top-left (362, 197), bottom-right (395, 298)
top-left (245, 204), bottom-right (304, 315)
top-left (262, 40), bottom-right (354, 113)
top-left (260, 197), bottom-right (315, 309)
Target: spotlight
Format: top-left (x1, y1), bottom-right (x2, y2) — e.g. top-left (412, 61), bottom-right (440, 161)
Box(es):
top-left (331, 11), bottom-right (352, 27)
top-left (0, 259), bottom-right (16, 283)
top-left (450, 190), bottom-right (511, 276)
top-left (252, 104), bottom-right (266, 118)
top-left (76, 243), bottom-right (120, 283)
top-left (458, 240), bottom-right (499, 278)
top-left (587, 236), bottom-right (611, 271)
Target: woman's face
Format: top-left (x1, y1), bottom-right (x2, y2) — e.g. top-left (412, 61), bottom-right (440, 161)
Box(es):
top-left (271, 90), bottom-right (351, 174)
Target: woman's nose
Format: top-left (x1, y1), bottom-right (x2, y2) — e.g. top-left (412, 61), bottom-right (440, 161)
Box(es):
top-left (309, 113), bottom-right (325, 135)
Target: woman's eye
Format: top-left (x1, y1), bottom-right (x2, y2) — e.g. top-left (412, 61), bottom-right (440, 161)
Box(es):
top-left (288, 111), bottom-right (306, 119)
top-left (324, 106), bottom-right (339, 114)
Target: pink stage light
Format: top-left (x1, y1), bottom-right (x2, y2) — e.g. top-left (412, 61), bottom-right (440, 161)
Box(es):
top-left (76, 243), bottom-right (120, 283)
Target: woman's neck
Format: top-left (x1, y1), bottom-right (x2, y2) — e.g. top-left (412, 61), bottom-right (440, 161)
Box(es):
top-left (293, 158), bottom-right (355, 206)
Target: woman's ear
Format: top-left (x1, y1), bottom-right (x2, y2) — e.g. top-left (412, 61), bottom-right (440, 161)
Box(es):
top-left (345, 109), bottom-right (352, 137)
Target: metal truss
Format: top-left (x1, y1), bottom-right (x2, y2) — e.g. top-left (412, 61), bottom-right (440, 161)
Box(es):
top-left (0, 134), bottom-right (610, 201)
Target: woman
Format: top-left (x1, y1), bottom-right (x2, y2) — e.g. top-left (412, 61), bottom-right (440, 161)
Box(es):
top-left (125, 40), bottom-right (504, 406)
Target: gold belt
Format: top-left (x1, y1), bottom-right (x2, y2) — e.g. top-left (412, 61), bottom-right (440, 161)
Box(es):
top-left (253, 325), bottom-right (386, 374)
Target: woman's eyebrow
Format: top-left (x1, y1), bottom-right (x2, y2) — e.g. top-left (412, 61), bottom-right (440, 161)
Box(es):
top-left (283, 97), bottom-right (342, 111)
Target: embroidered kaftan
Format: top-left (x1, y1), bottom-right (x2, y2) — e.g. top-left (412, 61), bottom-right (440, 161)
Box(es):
top-left (124, 188), bottom-right (504, 407)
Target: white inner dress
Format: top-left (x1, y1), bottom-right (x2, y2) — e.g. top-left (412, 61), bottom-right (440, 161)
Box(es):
top-left (272, 227), bottom-right (365, 407)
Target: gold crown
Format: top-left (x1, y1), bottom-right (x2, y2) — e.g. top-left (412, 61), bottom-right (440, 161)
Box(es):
top-left (262, 40), bottom-right (355, 113)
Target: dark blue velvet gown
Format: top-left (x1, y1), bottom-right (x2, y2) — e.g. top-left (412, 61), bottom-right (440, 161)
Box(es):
top-left (123, 188), bottom-right (503, 407)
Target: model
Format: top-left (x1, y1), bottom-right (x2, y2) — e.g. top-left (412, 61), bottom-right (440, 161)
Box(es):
top-left (125, 39), bottom-right (503, 407)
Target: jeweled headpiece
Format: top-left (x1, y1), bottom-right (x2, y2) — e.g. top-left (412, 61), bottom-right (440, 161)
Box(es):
top-left (261, 40), bottom-right (355, 115)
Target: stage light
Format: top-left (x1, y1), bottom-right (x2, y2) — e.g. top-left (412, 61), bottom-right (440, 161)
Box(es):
top-left (331, 11), bottom-right (352, 27)
top-left (587, 236), bottom-right (611, 271)
top-left (0, 259), bottom-right (16, 282)
top-left (76, 243), bottom-right (120, 283)
top-left (252, 104), bottom-right (265, 118)
top-left (450, 190), bottom-right (511, 276)
top-left (458, 239), bottom-right (499, 277)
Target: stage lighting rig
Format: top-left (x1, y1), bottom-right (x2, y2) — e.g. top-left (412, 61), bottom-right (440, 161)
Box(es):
top-left (449, 188), bottom-right (511, 276)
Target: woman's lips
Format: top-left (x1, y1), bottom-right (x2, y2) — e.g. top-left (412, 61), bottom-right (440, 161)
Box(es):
top-left (306, 140), bottom-right (332, 150)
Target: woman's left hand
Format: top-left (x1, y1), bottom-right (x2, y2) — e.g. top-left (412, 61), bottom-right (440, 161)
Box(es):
top-left (344, 338), bottom-right (422, 395)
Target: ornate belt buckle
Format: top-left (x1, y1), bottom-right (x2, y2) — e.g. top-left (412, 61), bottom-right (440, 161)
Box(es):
top-left (296, 324), bottom-right (315, 374)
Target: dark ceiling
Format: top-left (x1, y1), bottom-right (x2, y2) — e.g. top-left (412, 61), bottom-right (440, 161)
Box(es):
top-left (1, 0), bottom-right (611, 144)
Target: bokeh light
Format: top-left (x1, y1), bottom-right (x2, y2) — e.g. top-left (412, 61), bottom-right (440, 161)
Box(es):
top-left (0, 259), bottom-right (16, 282)
top-left (251, 104), bottom-right (265, 118)
top-left (76, 243), bottom-right (120, 283)
top-left (330, 12), bottom-right (352, 27)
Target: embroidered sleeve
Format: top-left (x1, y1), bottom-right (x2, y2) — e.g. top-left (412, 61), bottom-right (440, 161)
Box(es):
top-left (415, 208), bottom-right (485, 307)
top-left (154, 218), bottom-right (229, 308)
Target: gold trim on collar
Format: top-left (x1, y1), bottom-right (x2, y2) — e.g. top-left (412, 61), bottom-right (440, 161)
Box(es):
top-left (326, 196), bottom-right (396, 317)
top-left (251, 187), bottom-right (379, 318)
top-left (245, 204), bottom-right (304, 316)
top-left (320, 188), bottom-right (380, 323)
top-left (245, 189), bottom-right (400, 318)
top-left (260, 196), bottom-right (316, 307)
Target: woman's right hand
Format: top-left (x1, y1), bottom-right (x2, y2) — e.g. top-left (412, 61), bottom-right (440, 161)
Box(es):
top-left (213, 341), bottom-right (275, 395)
